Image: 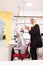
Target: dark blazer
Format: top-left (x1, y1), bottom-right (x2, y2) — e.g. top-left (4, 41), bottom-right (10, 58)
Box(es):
top-left (29, 24), bottom-right (42, 48)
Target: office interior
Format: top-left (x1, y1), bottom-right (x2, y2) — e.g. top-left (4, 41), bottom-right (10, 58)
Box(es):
top-left (0, 0), bottom-right (43, 61)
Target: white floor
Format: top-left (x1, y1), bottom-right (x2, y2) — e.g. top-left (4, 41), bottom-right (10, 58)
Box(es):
top-left (0, 40), bottom-right (43, 61)
top-left (0, 40), bottom-right (8, 61)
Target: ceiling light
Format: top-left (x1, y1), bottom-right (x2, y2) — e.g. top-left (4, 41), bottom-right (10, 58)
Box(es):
top-left (26, 3), bottom-right (33, 6)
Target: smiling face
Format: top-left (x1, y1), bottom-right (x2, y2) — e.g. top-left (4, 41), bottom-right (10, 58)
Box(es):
top-left (30, 18), bottom-right (35, 25)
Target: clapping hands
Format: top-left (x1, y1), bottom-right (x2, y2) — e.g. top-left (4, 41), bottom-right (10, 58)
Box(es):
top-left (25, 25), bottom-right (31, 31)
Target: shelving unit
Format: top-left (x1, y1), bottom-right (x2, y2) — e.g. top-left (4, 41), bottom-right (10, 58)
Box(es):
top-left (14, 16), bottom-right (43, 18)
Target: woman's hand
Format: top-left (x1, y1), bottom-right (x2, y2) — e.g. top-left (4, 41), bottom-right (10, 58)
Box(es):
top-left (25, 25), bottom-right (31, 31)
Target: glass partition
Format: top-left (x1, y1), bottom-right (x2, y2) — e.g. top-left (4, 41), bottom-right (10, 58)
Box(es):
top-left (0, 18), bottom-right (6, 40)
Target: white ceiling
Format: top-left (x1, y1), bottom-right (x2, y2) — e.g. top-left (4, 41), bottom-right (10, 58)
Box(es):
top-left (18, 0), bottom-right (43, 10)
top-left (0, 0), bottom-right (43, 15)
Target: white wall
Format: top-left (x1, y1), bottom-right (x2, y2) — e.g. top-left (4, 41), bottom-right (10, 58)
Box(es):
top-left (0, 0), bottom-right (19, 15)
top-left (20, 10), bottom-right (43, 16)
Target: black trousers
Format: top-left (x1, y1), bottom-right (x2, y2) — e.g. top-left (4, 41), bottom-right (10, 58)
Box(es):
top-left (30, 47), bottom-right (37, 60)
top-left (30, 40), bottom-right (42, 60)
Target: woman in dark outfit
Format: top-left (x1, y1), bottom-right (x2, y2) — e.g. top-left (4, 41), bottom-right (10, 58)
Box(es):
top-left (25, 18), bottom-right (42, 60)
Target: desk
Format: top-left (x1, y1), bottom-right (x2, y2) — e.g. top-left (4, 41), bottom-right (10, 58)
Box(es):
top-left (8, 40), bottom-right (17, 61)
